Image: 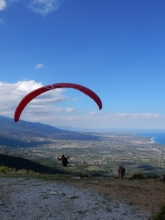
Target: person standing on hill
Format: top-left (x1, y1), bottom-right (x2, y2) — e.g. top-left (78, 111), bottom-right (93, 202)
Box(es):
top-left (118, 166), bottom-right (121, 180)
top-left (121, 165), bottom-right (125, 180)
top-left (57, 155), bottom-right (69, 167)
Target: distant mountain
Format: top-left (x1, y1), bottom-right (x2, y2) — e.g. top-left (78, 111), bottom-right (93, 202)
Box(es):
top-left (0, 115), bottom-right (64, 137)
top-left (0, 116), bottom-right (102, 148)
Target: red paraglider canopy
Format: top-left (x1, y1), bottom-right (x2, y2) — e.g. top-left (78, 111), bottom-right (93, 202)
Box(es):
top-left (14, 83), bottom-right (102, 122)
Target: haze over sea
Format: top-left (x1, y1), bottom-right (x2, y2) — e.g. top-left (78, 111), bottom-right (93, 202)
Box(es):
top-left (138, 131), bottom-right (165, 145)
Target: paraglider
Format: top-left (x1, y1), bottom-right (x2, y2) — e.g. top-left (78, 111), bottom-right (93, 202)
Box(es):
top-left (57, 155), bottom-right (69, 167)
top-left (14, 83), bottom-right (102, 122)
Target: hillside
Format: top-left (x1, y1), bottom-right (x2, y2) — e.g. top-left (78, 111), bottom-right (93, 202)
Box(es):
top-left (0, 115), bottom-right (68, 138)
top-left (0, 116), bottom-right (102, 148)
top-left (0, 153), bottom-right (67, 174)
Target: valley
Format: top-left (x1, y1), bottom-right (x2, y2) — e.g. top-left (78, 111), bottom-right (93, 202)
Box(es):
top-left (1, 132), bottom-right (165, 177)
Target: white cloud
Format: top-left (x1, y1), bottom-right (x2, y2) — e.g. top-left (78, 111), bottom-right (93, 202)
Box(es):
top-left (0, 0), bottom-right (19, 11)
top-left (0, 0), bottom-right (63, 15)
top-left (0, 17), bottom-right (6, 24)
top-left (0, 0), bottom-right (6, 11)
top-left (101, 113), bottom-right (162, 120)
top-left (65, 108), bottom-right (74, 112)
top-left (129, 113), bottom-right (161, 119)
top-left (0, 80), bottom-right (69, 121)
top-left (107, 112), bottom-right (160, 120)
top-left (35, 63), bottom-right (44, 69)
top-left (0, 80), bottom-right (164, 129)
top-left (72, 98), bottom-right (77, 101)
top-left (45, 112), bottom-right (164, 130)
top-left (16, 80), bottom-right (43, 92)
top-left (28, 0), bottom-right (63, 16)
top-left (92, 113), bottom-right (164, 130)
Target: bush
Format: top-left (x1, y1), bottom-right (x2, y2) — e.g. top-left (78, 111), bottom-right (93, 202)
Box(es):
top-left (17, 169), bottom-right (28, 173)
top-left (128, 173), bottom-right (144, 180)
top-left (28, 170), bottom-right (35, 174)
top-left (0, 165), bottom-right (36, 174)
top-left (79, 173), bottom-right (89, 178)
top-left (0, 165), bottom-right (10, 173)
top-left (153, 204), bottom-right (165, 220)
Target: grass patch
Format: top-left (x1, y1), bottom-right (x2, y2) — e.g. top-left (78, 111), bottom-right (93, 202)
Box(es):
top-left (128, 173), bottom-right (144, 180)
top-left (0, 173), bottom-right (75, 182)
top-left (31, 174), bottom-right (75, 182)
top-left (128, 172), bottom-right (160, 180)
top-left (153, 204), bottom-right (165, 220)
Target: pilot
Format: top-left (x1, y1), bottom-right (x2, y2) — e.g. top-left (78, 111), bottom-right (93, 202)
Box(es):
top-left (57, 155), bottom-right (69, 167)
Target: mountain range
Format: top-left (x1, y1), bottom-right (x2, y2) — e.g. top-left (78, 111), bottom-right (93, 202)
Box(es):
top-left (0, 116), bottom-right (102, 148)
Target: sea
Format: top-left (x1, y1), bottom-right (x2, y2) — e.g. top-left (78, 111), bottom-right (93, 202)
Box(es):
top-left (138, 131), bottom-right (165, 145)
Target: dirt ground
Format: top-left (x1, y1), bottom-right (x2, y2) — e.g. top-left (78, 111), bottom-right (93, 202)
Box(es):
top-left (0, 175), bottom-right (165, 219)
top-left (70, 176), bottom-right (165, 217)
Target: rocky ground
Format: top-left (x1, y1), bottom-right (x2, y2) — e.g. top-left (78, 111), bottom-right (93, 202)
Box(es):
top-left (0, 175), bottom-right (164, 220)
top-left (71, 176), bottom-right (165, 218)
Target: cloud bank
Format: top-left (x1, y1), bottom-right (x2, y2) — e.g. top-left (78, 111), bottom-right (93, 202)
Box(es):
top-left (0, 80), bottom-right (164, 129)
top-left (0, 80), bottom-right (69, 121)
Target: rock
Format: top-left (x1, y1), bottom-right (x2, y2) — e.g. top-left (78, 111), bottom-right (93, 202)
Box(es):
top-left (66, 195), bottom-right (79, 199)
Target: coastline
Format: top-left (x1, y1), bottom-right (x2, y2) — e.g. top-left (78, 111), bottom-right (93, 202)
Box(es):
top-left (138, 131), bottom-right (165, 145)
top-left (151, 137), bottom-right (155, 144)
top-left (151, 136), bottom-right (165, 145)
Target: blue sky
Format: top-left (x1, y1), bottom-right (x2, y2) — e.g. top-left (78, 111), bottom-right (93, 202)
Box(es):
top-left (0, 0), bottom-right (165, 130)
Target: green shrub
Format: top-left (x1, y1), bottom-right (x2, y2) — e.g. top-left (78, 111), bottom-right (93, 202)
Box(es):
top-left (128, 173), bottom-right (144, 180)
top-left (153, 204), bottom-right (165, 220)
top-left (17, 169), bottom-right (28, 173)
top-left (79, 173), bottom-right (89, 178)
top-left (28, 170), bottom-right (35, 174)
top-left (0, 165), bottom-right (10, 173)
